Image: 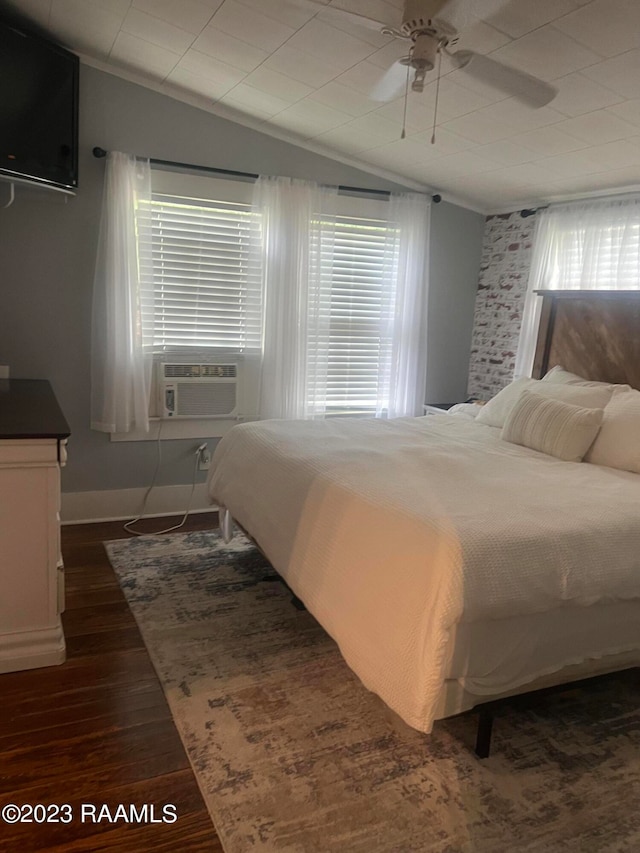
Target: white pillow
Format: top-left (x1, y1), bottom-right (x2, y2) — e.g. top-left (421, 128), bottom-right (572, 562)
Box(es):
top-left (585, 389), bottom-right (640, 474)
top-left (542, 365), bottom-right (628, 391)
top-left (502, 391), bottom-right (604, 463)
top-left (448, 402), bottom-right (483, 418)
top-left (476, 377), bottom-right (613, 429)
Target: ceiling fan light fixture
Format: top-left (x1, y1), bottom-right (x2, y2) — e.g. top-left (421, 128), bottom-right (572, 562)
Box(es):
top-left (397, 33), bottom-right (440, 93)
top-left (452, 50), bottom-right (558, 108)
top-left (411, 33), bottom-right (439, 69)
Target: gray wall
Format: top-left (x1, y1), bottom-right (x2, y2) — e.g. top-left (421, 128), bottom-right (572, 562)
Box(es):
top-left (426, 202), bottom-right (486, 404)
top-left (0, 64), bottom-right (483, 494)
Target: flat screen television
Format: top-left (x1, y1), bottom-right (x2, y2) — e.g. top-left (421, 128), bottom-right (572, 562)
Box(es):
top-left (0, 21), bottom-right (79, 192)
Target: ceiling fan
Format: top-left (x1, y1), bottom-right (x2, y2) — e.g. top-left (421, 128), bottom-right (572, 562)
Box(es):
top-left (298, 0), bottom-right (558, 110)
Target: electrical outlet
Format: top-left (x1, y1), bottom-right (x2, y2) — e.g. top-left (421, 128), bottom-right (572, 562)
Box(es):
top-left (198, 445), bottom-right (211, 471)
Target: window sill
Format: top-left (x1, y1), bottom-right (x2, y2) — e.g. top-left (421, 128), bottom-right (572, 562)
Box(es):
top-left (109, 417), bottom-right (248, 443)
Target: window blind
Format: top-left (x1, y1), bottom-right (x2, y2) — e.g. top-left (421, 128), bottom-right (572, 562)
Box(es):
top-left (312, 214), bottom-right (398, 414)
top-left (139, 193), bottom-right (262, 351)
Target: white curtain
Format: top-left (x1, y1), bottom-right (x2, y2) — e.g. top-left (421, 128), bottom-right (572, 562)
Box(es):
top-left (254, 178), bottom-right (430, 420)
top-left (253, 175), bottom-right (337, 420)
top-left (515, 195), bottom-right (640, 378)
top-left (91, 152), bottom-right (154, 433)
top-left (305, 195), bottom-right (336, 419)
top-left (385, 192), bottom-right (431, 418)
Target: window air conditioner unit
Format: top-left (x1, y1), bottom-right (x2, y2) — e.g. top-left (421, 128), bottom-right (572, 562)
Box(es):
top-left (159, 363), bottom-right (239, 419)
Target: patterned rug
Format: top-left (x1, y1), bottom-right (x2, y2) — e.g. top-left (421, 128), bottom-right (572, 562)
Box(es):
top-left (105, 530), bottom-right (640, 853)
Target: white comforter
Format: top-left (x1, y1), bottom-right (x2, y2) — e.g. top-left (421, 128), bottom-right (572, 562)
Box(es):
top-left (207, 415), bottom-right (640, 732)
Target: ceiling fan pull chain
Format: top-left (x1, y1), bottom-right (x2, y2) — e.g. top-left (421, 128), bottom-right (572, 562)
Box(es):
top-left (431, 42), bottom-right (443, 145)
top-left (401, 61), bottom-right (411, 139)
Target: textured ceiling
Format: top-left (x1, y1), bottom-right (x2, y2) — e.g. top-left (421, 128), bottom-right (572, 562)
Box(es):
top-left (8, 0), bottom-right (640, 212)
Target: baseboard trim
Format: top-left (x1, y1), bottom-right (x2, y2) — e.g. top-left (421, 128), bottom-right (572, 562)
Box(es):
top-left (61, 483), bottom-right (218, 525)
top-left (0, 623), bottom-right (66, 674)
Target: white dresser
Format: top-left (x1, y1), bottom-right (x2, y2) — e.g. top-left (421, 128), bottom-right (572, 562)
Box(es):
top-left (0, 379), bottom-right (70, 673)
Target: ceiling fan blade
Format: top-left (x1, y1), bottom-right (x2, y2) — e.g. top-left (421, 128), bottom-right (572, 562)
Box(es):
top-left (371, 60), bottom-right (410, 102)
top-left (452, 51), bottom-right (558, 107)
top-left (290, 0), bottom-right (394, 33)
top-left (431, 0), bottom-right (515, 34)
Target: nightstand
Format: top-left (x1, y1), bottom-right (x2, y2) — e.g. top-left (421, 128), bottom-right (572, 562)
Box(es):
top-left (423, 403), bottom-right (457, 415)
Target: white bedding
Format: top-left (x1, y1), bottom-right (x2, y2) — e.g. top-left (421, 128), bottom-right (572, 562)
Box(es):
top-left (207, 414), bottom-right (640, 732)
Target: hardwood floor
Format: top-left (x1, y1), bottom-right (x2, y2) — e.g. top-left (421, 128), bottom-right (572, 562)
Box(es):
top-left (0, 513), bottom-right (225, 852)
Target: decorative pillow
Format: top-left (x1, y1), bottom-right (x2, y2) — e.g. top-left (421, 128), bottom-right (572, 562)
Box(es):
top-left (542, 365), bottom-right (628, 391)
top-left (502, 391), bottom-right (604, 463)
top-left (585, 389), bottom-right (640, 474)
top-left (476, 377), bottom-right (613, 429)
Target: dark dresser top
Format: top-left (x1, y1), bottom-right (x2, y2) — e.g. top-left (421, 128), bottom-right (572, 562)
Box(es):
top-left (0, 379), bottom-right (71, 440)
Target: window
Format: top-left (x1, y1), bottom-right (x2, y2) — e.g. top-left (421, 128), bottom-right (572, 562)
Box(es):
top-left (134, 172), bottom-right (424, 428)
top-left (140, 194), bottom-right (261, 352)
top-left (545, 208), bottom-right (640, 290)
top-left (138, 172), bottom-right (261, 356)
top-left (314, 213), bottom-right (398, 415)
top-left (141, 174), bottom-right (401, 418)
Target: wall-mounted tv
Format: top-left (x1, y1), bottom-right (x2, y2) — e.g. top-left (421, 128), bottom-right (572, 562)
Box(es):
top-left (0, 21), bottom-right (79, 192)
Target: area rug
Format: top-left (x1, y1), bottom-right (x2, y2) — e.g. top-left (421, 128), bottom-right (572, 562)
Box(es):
top-left (105, 530), bottom-right (640, 853)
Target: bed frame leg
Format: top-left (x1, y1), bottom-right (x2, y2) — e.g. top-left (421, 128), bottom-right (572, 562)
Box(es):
top-left (475, 707), bottom-right (494, 758)
top-left (219, 506), bottom-right (234, 543)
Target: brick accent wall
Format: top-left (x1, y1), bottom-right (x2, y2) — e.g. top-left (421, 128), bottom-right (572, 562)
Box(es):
top-left (467, 211), bottom-right (537, 400)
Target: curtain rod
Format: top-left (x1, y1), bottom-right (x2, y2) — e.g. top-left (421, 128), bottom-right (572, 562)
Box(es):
top-left (91, 147), bottom-right (442, 203)
top-left (520, 188), bottom-right (640, 218)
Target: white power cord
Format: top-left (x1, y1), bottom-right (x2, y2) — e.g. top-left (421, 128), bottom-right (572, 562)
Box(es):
top-left (124, 427), bottom-right (206, 536)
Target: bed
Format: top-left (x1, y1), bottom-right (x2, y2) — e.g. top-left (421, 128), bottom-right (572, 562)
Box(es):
top-left (206, 290), bottom-right (640, 751)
